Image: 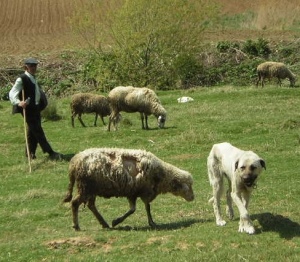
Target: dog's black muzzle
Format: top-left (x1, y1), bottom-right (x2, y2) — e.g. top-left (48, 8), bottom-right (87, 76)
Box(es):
top-left (243, 174), bottom-right (258, 187)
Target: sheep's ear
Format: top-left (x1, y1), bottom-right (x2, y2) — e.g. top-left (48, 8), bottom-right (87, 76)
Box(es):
top-left (235, 160), bottom-right (239, 171)
top-left (260, 159), bottom-right (266, 170)
top-left (171, 179), bottom-right (181, 191)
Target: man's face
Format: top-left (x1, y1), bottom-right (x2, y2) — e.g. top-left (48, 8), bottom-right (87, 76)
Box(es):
top-left (25, 64), bottom-right (37, 75)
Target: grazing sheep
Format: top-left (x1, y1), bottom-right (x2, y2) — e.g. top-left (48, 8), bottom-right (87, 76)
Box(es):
top-left (71, 93), bottom-right (111, 127)
top-left (256, 61), bottom-right (296, 87)
top-left (107, 86), bottom-right (167, 131)
top-left (63, 148), bottom-right (194, 230)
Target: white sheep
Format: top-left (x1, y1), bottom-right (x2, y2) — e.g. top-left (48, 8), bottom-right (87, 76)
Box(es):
top-left (256, 61), bottom-right (296, 87)
top-left (70, 93), bottom-right (111, 127)
top-left (63, 148), bottom-right (194, 230)
top-left (107, 86), bottom-right (167, 131)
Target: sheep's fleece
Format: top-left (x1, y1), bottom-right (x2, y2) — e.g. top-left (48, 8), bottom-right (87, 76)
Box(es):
top-left (256, 61), bottom-right (296, 87)
top-left (70, 93), bottom-right (111, 127)
top-left (107, 86), bottom-right (167, 130)
top-left (64, 148), bottom-right (194, 230)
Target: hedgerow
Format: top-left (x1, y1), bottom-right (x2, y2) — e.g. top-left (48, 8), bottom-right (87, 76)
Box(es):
top-left (0, 38), bottom-right (299, 101)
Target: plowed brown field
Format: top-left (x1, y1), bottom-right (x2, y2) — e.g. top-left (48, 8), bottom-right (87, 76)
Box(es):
top-left (0, 0), bottom-right (299, 65)
top-left (0, 0), bottom-right (85, 58)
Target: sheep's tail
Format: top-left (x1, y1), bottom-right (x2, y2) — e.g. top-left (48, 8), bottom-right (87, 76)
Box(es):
top-left (63, 170), bottom-right (76, 202)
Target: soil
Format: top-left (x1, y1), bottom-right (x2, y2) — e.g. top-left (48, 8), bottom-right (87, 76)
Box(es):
top-left (0, 0), bottom-right (299, 67)
top-left (0, 0), bottom-right (86, 65)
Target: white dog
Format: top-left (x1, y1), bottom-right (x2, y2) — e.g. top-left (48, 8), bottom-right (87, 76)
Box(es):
top-left (207, 142), bottom-right (266, 234)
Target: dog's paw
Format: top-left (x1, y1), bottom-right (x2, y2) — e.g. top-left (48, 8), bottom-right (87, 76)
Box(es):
top-left (216, 219), bottom-right (227, 226)
top-left (238, 220), bottom-right (255, 234)
top-left (239, 225), bottom-right (255, 234)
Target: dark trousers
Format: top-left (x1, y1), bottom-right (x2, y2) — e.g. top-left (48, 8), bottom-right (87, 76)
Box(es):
top-left (24, 110), bottom-right (53, 155)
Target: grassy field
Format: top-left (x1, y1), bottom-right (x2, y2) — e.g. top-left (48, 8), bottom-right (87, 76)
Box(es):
top-left (0, 85), bottom-right (299, 261)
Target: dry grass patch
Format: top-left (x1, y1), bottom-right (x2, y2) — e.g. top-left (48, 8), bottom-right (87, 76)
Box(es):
top-left (46, 236), bottom-right (97, 249)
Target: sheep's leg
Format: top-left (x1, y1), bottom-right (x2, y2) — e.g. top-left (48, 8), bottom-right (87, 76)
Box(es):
top-left (78, 114), bottom-right (86, 127)
top-left (140, 113), bottom-right (146, 129)
top-left (256, 75), bottom-right (261, 87)
top-left (108, 113), bottom-right (118, 131)
top-left (262, 77), bottom-right (265, 87)
top-left (94, 114), bottom-right (98, 127)
top-left (87, 196), bottom-right (110, 228)
top-left (71, 195), bottom-right (84, 231)
top-left (71, 114), bottom-right (76, 127)
top-left (100, 115), bottom-right (106, 126)
top-left (112, 197), bottom-right (136, 227)
top-left (145, 114), bottom-right (149, 129)
top-left (144, 202), bottom-right (156, 228)
top-left (108, 116), bottom-right (112, 131)
top-left (277, 77), bottom-right (282, 87)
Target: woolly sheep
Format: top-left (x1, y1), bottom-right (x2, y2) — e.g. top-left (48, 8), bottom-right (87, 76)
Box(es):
top-left (71, 93), bottom-right (111, 127)
top-left (107, 86), bottom-right (167, 131)
top-left (63, 148), bottom-right (194, 230)
top-left (256, 61), bottom-right (296, 87)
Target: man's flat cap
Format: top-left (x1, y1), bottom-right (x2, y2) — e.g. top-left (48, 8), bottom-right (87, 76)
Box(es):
top-left (24, 58), bottom-right (39, 64)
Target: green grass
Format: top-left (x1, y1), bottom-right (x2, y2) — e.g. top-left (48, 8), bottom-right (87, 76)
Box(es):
top-left (0, 85), bottom-right (299, 261)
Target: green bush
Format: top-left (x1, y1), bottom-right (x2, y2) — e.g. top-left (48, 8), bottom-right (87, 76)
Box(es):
top-left (242, 38), bottom-right (271, 57)
top-left (82, 51), bottom-right (120, 91)
top-left (41, 99), bottom-right (61, 121)
top-left (69, 0), bottom-right (219, 90)
top-left (172, 54), bottom-right (203, 88)
top-left (216, 41), bottom-right (240, 53)
top-left (0, 85), bottom-right (10, 101)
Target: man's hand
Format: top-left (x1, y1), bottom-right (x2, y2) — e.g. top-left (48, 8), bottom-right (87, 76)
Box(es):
top-left (18, 101), bottom-right (27, 108)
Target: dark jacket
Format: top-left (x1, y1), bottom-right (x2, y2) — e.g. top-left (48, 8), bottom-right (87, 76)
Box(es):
top-left (12, 74), bottom-right (47, 114)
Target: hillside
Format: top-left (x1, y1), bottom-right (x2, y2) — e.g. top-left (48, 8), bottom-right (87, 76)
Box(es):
top-left (0, 0), bottom-right (87, 64)
top-left (0, 0), bottom-right (299, 61)
top-left (0, 0), bottom-right (299, 94)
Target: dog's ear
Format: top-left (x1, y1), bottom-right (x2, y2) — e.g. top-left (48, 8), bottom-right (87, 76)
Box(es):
top-left (235, 160), bottom-right (239, 171)
top-left (260, 159), bottom-right (266, 170)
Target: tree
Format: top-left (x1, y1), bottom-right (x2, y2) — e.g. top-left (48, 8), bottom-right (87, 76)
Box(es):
top-left (70, 0), bottom-right (220, 89)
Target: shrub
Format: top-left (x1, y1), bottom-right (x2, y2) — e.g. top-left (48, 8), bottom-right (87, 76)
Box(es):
top-left (242, 38), bottom-right (271, 57)
top-left (216, 41), bottom-right (240, 53)
top-left (41, 99), bottom-right (61, 121)
top-left (172, 54), bottom-right (202, 88)
top-left (70, 0), bottom-right (220, 90)
top-left (0, 85), bottom-right (10, 101)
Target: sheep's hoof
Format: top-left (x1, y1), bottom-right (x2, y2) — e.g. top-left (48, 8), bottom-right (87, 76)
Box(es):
top-left (73, 225), bottom-right (80, 231)
top-left (112, 219), bottom-right (120, 227)
top-left (63, 194), bottom-right (72, 203)
top-left (149, 221), bottom-right (157, 229)
top-left (102, 223), bottom-right (110, 229)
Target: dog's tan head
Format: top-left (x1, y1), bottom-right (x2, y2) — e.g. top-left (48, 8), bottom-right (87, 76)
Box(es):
top-left (235, 151), bottom-right (266, 188)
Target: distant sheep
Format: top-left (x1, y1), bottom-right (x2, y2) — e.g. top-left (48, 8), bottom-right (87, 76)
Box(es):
top-left (63, 148), bottom-right (194, 230)
top-left (71, 93), bottom-right (111, 127)
top-left (107, 86), bottom-right (167, 131)
top-left (256, 61), bottom-right (296, 87)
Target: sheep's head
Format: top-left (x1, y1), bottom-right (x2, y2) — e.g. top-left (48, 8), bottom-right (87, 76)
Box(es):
top-left (170, 177), bottom-right (194, 201)
top-left (157, 115), bottom-right (166, 128)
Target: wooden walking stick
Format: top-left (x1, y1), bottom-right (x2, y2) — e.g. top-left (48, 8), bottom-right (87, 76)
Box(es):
top-left (22, 89), bottom-right (32, 173)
